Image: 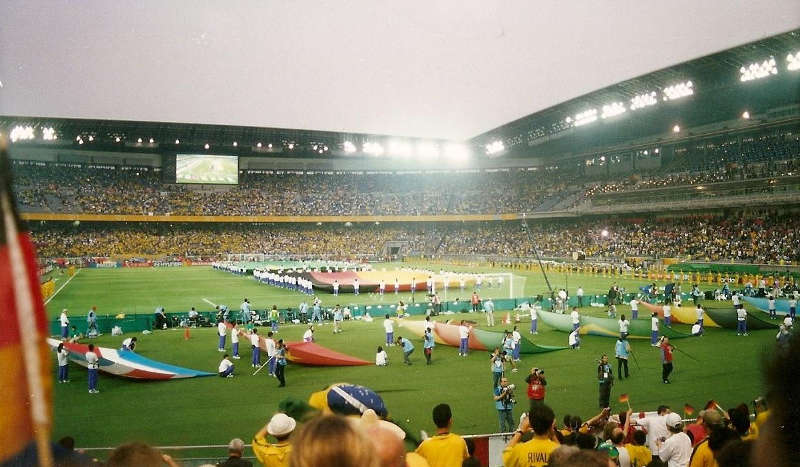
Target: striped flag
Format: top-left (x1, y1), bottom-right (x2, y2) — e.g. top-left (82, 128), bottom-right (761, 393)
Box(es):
top-left (684, 404), bottom-right (696, 416)
top-left (618, 394), bottom-right (629, 403)
top-left (0, 136), bottom-right (53, 466)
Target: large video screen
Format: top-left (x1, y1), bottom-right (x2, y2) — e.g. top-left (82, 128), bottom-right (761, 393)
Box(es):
top-left (176, 154), bottom-right (238, 184)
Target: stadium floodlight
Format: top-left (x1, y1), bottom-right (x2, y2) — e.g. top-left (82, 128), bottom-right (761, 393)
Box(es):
top-left (288, 143), bottom-right (295, 150)
top-left (573, 108), bottom-right (598, 127)
top-left (343, 141), bottom-right (357, 154)
top-left (256, 142), bottom-right (262, 148)
top-left (672, 124), bottom-right (681, 133)
top-left (78, 138), bottom-right (84, 145)
top-left (233, 141), bottom-right (238, 147)
top-left (629, 91), bottom-right (657, 110)
top-left (10, 125), bottom-right (34, 143)
top-left (654, 148), bottom-right (659, 154)
top-left (204, 143), bottom-right (210, 149)
top-left (601, 102), bottom-right (626, 119)
top-left (88, 135), bottom-right (94, 142)
top-left (268, 143), bottom-right (273, 148)
top-left (739, 57), bottom-right (777, 82)
top-left (115, 136), bottom-right (121, 143)
top-left (363, 142), bottom-right (384, 157)
top-left (148, 138), bottom-right (153, 143)
top-left (662, 81), bottom-right (693, 101)
top-left (388, 140), bottom-right (412, 158)
top-left (742, 111), bottom-right (750, 119)
top-left (41, 127), bottom-right (56, 141)
top-left (788, 51), bottom-right (800, 71)
top-left (175, 139), bottom-right (180, 144)
top-left (416, 141), bottom-right (439, 159)
top-left (137, 138), bottom-right (143, 143)
top-left (444, 143), bottom-right (470, 161)
top-left (485, 140), bottom-right (505, 155)
top-left (601, 229), bottom-right (609, 238)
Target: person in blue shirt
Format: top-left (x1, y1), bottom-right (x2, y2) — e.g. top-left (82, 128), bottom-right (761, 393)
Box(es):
top-left (614, 337), bottom-right (631, 380)
top-left (423, 328), bottom-right (435, 365)
top-left (396, 335), bottom-right (414, 365)
top-left (493, 377), bottom-right (516, 433)
top-left (490, 347), bottom-right (505, 388)
top-left (311, 301), bottom-right (323, 324)
top-left (275, 339), bottom-right (287, 387)
top-left (87, 307), bottom-right (98, 336)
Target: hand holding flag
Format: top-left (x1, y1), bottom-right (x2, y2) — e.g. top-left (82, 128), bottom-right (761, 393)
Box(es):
top-left (619, 393), bottom-right (631, 410)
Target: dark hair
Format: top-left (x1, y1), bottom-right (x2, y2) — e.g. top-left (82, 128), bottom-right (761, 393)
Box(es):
top-left (385, 314), bottom-right (390, 319)
top-left (569, 416), bottom-right (582, 431)
top-left (57, 343), bottom-right (64, 352)
top-left (657, 405), bottom-right (670, 414)
top-left (87, 344), bottom-right (94, 351)
top-left (563, 414), bottom-right (572, 428)
top-left (252, 328), bottom-right (258, 334)
top-left (576, 432), bottom-right (597, 450)
top-left (611, 430), bottom-right (624, 445)
top-left (633, 430), bottom-right (646, 446)
top-left (268, 331), bottom-right (273, 337)
top-left (530, 404), bottom-right (555, 435)
top-left (57, 436), bottom-right (75, 451)
top-left (377, 346), bottom-right (383, 353)
top-left (715, 439), bottom-right (753, 467)
top-left (432, 404), bottom-right (452, 428)
top-left (728, 408), bottom-right (750, 436)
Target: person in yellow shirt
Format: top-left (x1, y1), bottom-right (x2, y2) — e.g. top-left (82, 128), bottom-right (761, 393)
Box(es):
top-left (625, 430), bottom-right (652, 467)
top-left (415, 404), bottom-right (468, 467)
top-left (503, 405), bottom-right (560, 467)
top-left (252, 413), bottom-right (296, 467)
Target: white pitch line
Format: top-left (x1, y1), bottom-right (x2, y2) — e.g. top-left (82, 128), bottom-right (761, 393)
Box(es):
top-left (44, 268), bottom-right (81, 305)
top-left (202, 298), bottom-right (217, 307)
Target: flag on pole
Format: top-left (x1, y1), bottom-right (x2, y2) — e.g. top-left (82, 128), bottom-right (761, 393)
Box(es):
top-left (684, 404), bottom-right (696, 416)
top-left (704, 400), bottom-right (718, 411)
top-left (0, 136), bottom-right (53, 466)
top-left (618, 394), bottom-right (629, 403)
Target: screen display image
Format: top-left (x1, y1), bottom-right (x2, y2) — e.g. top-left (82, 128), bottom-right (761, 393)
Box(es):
top-left (176, 154), bottom-right (238, 184)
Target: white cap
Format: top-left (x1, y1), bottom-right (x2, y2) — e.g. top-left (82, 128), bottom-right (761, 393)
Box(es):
top-left (267, 413), bottom-right (297, 437)
top-left (665, 412), bottom-right (683, 429)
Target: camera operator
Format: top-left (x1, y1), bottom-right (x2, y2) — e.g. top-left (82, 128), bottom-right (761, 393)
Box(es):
top-left (597, 354), bottom-right (613, 409)
top-left (494, 377), bottom-right (516, 433)
top-left (525, 367), bottom-right (547, 411)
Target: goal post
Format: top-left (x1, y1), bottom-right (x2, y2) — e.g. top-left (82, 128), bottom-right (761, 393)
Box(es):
top-left (439, 272), bottom-right (525, 301)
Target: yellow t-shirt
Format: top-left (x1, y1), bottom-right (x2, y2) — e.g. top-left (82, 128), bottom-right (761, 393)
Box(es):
top-left (415, 433), bottom-right (468, 467)
top-left (689, 439), bottom-right (716, 467)
top-left (252, 434), bottom-right (291, 467)
top-left (625, 443), bottom-right (653, 467)
top-left (502, 437), bottom-right (560, 467)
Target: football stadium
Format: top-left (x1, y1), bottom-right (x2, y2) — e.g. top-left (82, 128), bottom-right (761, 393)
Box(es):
top-left (1, 2), bottom-right (799, 466)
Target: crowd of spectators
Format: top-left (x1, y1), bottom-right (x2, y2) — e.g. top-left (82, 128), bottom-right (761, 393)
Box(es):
top-left (11, 130), bottom-right (798, 217)
top-left (28, 211), bottom-right (800, 264)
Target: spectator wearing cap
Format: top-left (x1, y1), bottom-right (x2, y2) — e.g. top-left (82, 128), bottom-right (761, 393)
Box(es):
top-left (218, 438), bottom-right (252, 467)
top-left (252, 413), bottom-right (296, 467)
top-left (659, 412), bottom-right (692, 467)
top-left (688, 409), bottom-right (738, 467)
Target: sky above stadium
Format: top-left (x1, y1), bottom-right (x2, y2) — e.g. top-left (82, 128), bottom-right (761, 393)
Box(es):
top-left (0, 1), bottom-right (798, 140)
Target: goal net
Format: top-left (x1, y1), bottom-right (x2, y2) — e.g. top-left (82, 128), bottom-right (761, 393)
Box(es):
top-left (437, 272), bottom-right (526, 301)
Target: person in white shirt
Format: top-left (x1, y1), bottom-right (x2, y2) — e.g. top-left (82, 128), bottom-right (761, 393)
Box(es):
top-left (568, 328), bottom-right (580, 349)
top-left (375, 346), bottom-right (388, 366)
top-left (662, 304), bottom-right (672, 327)
top-left (424, 316), bottom-right (434, 334)
top-left (484, 298), bottom-right (495, 327)
top-left (458, 321), bottom-right (470, 356)
top-left (633, 407), bottom-right (670, 457)
top-left (630, 297), bottom-right (639, 320)
top-left (60, 309), bottom-right (70, 339)
top-left (782, 314), bottom-right (792, 330)
top-left (86, 343), bottom-right (99, 393)
top-left (768, 296), bottom-right (777, 319)
top-left (651, 313), bottom-right (660, 346)
top-left (570, 307), bottom-right (580, 332)
top-left (303, 325), bottom-right (314, 343)
top-left (394, 278), bottom-right (400, 294)
top-left (530, 305), bottom-right (538, 335)
top-left (379, 280), bottom-right (386, 296)
top-left (736, 307), bottom-right (748, 336)
top-left (459, 277), bottom-right (466, 291)
top-left (618, 315), bottom-right (630, 339)
top-left (411, 277), bottom-right (417, 294)
top-left (230, 323), bottom-right (240, 359)
top-left (56, 342), bottom-right (70, 383)
top-left (426, 276), bottom-right (433, 294)
top-left (249, 328), bottom-right (261, 368)
top-left (265, 331), bottom-right (277, 376)
top-left (659, 413), bottom-right (692, 467)
top-left (576, 287), bottom-right (584, 307)
top-left (217, 320), bottom-right (227, 352)
top-left (732, 293), bottom-right (741, 308)
top-left (789, 294), bottom-right (797, 321)
top-left (218, 354), bottom-right (235, 378)
top-left (383, 314), bottom-right (394, 346)
top-left (121, 337), bottom-right (137, 351)
top-left (353, 278), bottom-right (360, 296)
top-left (695, 304), bottom-right (705, 331)
top-left (511, 326), bottom-right (522, 362)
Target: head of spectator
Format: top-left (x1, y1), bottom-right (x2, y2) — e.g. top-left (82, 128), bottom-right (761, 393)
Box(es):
top-left (576, 432), bottom-right (597, 450)
top-left (665, 412), bottom-right (683, 434)
top-left (632, 429), bottom-right (647, 447)
top-left (432, 403), bottom-right (453, 432)
top-left (57, 436), bottom-right (75, 452)
top-left (530, 404), bottom-right (555, 437)
top-left (226, 438), bottom-right (245, 460)
top-left (657, 405), bottom-right (670, 416)
top-left (289, 414), bottom-right (379, 467)
top-left (728, 407), bottom-right (750, 437)
top-left (267, 413), bottom-right (296, 441)
top-left (106, 442), bottom-right (170, 467)
top-left (547, 445), bottom-right (579, 466)
top-left (717, 439), bottom-right (754, 467)
top-left (558, 449), bottom-right (615, 467)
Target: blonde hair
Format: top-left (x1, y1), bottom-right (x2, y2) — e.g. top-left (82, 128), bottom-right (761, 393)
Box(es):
top-left (289, 415), bottom-right (380, 467)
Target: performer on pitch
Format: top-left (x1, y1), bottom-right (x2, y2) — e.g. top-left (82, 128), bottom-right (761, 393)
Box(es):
top-left (659, 336), bottom-right (675, 384)
top-left (250, 328), bottom-right (261, 368)
top-left (423, 327), bottom-right (435, 365)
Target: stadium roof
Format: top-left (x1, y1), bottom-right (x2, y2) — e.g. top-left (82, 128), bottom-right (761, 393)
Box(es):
top-left (0, 1), bottom-right (798, 142)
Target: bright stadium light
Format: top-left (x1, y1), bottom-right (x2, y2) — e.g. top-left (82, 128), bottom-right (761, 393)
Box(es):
top-left (416, 141), bottom-right (439, 159)
top-left (41, 127), bottom-right (56, 141)
top-left (10, 125), bottom-right (34, 143)
top-left (601, 229), bottom-right (609, 238)
top-left (78, 138), bottom-right (84, 145)
top-left (175, 139), bottom-right (180, 144)
top-left (788, 51), bottom-right (800, 71)
top-left (114, 136), bottom-right (121, 143)
top-left (288, 143), bottom-right (295, 150)
top-left (630, 91), bottom-right (657, 110)
top-left (444, 143), bottom-right (470, 161)
top-left (388, 140), bottom-right (412, 158)
top-left (485, 140), bottom-right (505, 155)
top-left (88, 135), bottom-right (94, 142)
top-left (256, 142), bottom-right (262, 148)
top-left (573, 108), bottom-right (598, 127)
top-left (204, 143), bottom-right (210, 149)
top-left (148, 138), bottom-right (154, 144)
top-left (739, 57), bottom-right (777, 82)
top-left (363, 142), bottom-right (384, 156)
top-left (268, 143), bottom-right (273, 148)
top-left (601, 102), bottom-right (626, 119)
top-left (673, 124), bottom-right (681, 133)
top-left (742, 111), bottom-right (750, 119)
top-left (137, 138), bottom-right (143, 143)
top-left (343, 141), bottom-right (357, 153)
top-left (233, 141), bottom-right (238, 147)
top-left (662, 81), bottom-right (693, 101)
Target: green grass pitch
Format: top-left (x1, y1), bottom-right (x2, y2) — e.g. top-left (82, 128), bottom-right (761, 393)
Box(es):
top-left (46, 265), bottom-right (774, 458)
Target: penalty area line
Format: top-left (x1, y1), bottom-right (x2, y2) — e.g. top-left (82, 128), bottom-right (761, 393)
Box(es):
top-left (44, 268), bottom-right (81, 305)
top-left (202, 298), bottom-right (217, 307)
